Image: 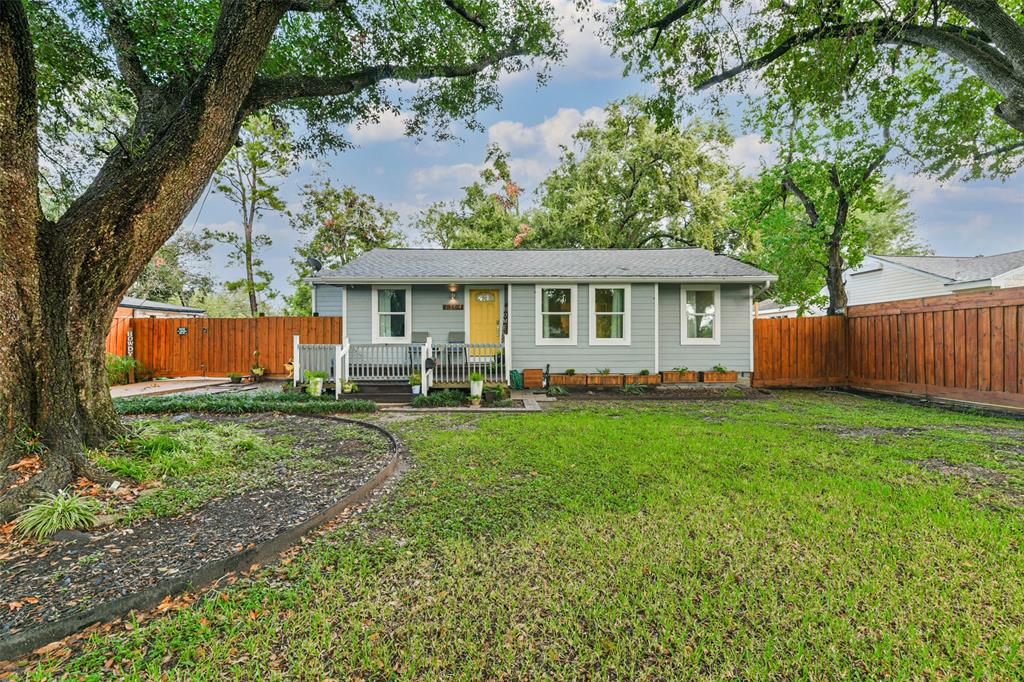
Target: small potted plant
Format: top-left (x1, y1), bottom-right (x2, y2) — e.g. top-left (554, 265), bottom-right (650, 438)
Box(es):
top-left (469, 371), bottom-right (485, 400)
top-left (228, 372), bottom-right (244, 384)
top-left (343, 380), bottom-right (359, 394)
top-left (550, 368), bottom-right (587, 386)
top-left (702, 364), bottom-right (739, 383)
top-left (250, 350), bottom-right (265, 382)
top-left (305, 370), bottom-right (327, 396)
top-left (661, 366), bottom-right (698, 384)
top-left (410, 371), bottom-right (422, 395)
top-left (625, 369), bottom-right (661, 386)
top-left (586, 367), bottom-right (624, 387)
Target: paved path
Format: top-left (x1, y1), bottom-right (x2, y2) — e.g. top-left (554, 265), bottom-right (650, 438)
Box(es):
top-left (110, 378), bottom-right (228, 399)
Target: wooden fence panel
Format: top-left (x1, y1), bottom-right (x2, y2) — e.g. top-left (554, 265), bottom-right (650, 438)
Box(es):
top-left (119, 316), bottom-right (343, 378)
top-left (106, 319), bottom-right (130, 356)
top-left (754, 287), bottom-right (1024, 410)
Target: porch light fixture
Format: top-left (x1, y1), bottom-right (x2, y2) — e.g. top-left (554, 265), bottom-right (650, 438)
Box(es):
top-left (443, 283), bottom-right (464, 310)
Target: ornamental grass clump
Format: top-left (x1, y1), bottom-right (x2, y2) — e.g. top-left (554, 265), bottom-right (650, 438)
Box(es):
top-left (16, 490), bottom-right (101, 540)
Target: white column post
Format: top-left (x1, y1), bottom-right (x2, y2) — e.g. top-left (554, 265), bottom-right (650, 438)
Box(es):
top-left (505, 283), bottom-right (513, 384)
top-left (343, 336), bottom-right (350, 386)
top-left (335, 344), bottom-right (342, 400)
top-left (421, 336), bottom-right (431, 396)
top-left (292, 335), bottom-right (300, 384)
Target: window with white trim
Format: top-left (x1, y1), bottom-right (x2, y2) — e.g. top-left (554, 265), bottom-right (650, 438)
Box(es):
top-left (589, 285), bottom-right (630, 345)
top-left (681, 285), bottom-right (720, 345)
top-left (535, 285), bottom-right (577, 345)
top-left (372, 286), bottom-right (411, 343)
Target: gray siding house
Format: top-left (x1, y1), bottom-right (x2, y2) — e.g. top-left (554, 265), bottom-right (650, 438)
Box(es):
top-left (309, 248), bottom-right (775, 379)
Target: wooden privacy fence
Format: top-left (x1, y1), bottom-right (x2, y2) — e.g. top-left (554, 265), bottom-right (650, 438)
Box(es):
top-left (753, 287), bottom-right (1024, 410)
top-left (106, 318), bottom-right (131, 356)
top-left (112, 316), bottom-right (343, 377)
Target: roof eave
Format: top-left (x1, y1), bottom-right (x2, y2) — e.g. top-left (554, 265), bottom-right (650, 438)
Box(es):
top-left (309, 275), bottom-right (778, 285)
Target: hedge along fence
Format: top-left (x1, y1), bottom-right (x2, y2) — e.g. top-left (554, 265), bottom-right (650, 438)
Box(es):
top-left (754, 287), bottom-right (1024, 411)
top-left (105, 316), bottom-right (343, 378)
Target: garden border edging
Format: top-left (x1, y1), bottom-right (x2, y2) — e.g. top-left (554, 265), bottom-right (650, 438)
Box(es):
top-left (0, 415), bottom-right (403, 663)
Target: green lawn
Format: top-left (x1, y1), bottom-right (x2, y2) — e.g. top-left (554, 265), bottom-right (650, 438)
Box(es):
top-left (30, 392), bottom-right (1024, 679)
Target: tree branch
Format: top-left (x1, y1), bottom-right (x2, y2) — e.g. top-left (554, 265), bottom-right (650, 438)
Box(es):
top-left (781, 176), bottom-right (819, 226)
top-left (443, 0), bottom-right (488, 31)
top-left (244, 45), bottom-right (526, 112)
top-left (638, 0), bottom-right (709, 47)
top-left (695, 21), bottom-right (1017, 98)
top-left (99, 0), bottom-right (153, 97)
top-left (949, 0), bottom-right (1024, 75)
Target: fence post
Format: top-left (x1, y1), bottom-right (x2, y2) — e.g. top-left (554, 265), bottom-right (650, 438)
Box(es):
top-left (292, 335), bottom-right (300, 384)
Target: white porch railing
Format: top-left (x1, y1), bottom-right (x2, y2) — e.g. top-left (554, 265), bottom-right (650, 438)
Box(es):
top-left (294, 336), bottom-right (506, 397)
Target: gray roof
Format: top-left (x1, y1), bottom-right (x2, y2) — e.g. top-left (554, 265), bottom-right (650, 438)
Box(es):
top-left (873, 249), bottom-right (1024, 283)
top-left (120, 296), bottom-right (205, 314)
top-left (311, 248), bottom-right (775, 282)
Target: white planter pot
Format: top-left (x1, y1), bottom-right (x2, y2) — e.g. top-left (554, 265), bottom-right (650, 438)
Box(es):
top-left (309, 377), bottom-right (324, 396)
top-left (412, 385), bottom-right (422, 395)
top-left (470, 380), bottom-right (484, 397)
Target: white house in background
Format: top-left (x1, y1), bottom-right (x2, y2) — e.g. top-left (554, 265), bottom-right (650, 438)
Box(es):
top-left (845, 250), bottom-right (1024, 305)
top-left (755, 249), bottom-right (1024, 318)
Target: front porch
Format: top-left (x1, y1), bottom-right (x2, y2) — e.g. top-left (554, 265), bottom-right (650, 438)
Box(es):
top-left (293, 336), bottom-right (508, 397)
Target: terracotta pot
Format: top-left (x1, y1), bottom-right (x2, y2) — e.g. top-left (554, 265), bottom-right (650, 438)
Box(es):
top-left (550, 373), bottom-right (587, 386)
top-left (586, 374), bottom-right (624, 387)
top-left (625, 374), bottom-right (661, 385)
top-left (661, 371), bottom-right (698, 384)
top-left (702, 371), bottom-right (739, 383)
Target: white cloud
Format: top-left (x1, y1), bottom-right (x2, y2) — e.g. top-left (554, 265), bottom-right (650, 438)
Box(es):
top-left (893, 174), bottom-right (1024, 204)
top-left (489, 106), bottom-right (607, 160)
top-left (346, 110), bottom-right (410, 144)
top-left (728, 134), bottom-right (777, 174)
top-left (411, 162), bottom-right (482, 193)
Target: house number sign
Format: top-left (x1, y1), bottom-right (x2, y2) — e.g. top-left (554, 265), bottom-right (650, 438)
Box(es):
top-left (177, 327), bottom-right (188, 335)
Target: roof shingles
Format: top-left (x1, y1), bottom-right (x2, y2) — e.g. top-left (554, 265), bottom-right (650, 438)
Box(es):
top-left (312, 248), bottom-right (774, 281)
top-left (874, 250), bottom-right (1024, 283)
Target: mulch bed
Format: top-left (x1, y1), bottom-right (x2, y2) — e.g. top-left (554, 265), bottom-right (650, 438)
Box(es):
top-left (0, 414), bottom-right (394, 647)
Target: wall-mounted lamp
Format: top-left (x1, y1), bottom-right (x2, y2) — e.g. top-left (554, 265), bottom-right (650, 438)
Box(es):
top-left (443, 283), bottom-right (464, 310)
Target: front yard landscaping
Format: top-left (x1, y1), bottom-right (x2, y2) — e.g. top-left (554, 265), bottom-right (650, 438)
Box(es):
top-left (15, 392), bottom-right (1024, 678)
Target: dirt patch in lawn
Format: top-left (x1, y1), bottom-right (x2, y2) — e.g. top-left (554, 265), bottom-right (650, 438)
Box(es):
top-left (911, 458), bottom-right (1024, 508)
top-left (0, 415), bottom-right (394, 644)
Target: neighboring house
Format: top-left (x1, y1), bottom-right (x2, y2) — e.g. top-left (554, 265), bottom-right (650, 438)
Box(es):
top-left (115, 296), bottom-right (206, 319)
top-left (754, 249), bottom-right (1024, 318)
top-left (845, 250), bottom-right (1024, 306)
top-left (308, 248), bottom-right (775, 377)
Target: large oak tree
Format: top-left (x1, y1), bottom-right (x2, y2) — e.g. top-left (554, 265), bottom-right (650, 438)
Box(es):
top-left (0, 0), bottom-right (559, 517)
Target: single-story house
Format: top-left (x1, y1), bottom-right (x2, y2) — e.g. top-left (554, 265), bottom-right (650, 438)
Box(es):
top-left (753, 249), bottom-right (1024, 318)
top-left (308, 248), bottom-right (775, 379)
top-left (115, 296), bottom-right (206, 319)
top-left (844, 250), bottom-right (1024, 306)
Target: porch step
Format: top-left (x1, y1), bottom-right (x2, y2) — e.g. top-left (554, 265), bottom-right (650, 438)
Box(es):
top-left (350, 381), bottom-right (414, 404)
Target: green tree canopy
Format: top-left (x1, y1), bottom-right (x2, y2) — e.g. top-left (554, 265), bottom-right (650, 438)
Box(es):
top-left (605, 0), bottom-right (1024, 180)
top-left (531, 98), bottom-right (746, 251)
top-left (286, 177), bottom-right (405, 315)
top-left (128, 234), bottom-right (213, 306)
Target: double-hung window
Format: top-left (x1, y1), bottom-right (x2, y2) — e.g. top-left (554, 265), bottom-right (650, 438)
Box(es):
top-left (589, 285), bottom-right (630, 345)
top-left (371, 286), bottom-right (411, 343)
top-left (535, 285), bottom-right (577, 345)
top-left (680, 285), bottom-right (720, 344)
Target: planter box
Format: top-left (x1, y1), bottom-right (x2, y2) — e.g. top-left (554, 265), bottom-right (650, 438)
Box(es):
top-left (586, 374), bottom-right (624, 387)
top-left (661, 371), bottom-right (698, 384)
top-left (522, 369), bottom-right (545, 389)
top-left (702, 371), bottom-right (739, 383)
top-left (625, 374), bottom-right (661, 385)
top-left (550, 373), bottom-right (587, 386)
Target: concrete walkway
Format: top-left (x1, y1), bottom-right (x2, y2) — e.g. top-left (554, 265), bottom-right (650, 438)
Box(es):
top-left (110, 377), bottom-right (229, 399)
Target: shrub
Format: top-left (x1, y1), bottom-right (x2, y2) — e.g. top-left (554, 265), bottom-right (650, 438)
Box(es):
top-left (411, 390), bottom-right (469, 408)
top-left (469, 371), bottom-right (485, 382)
top-left (597, 368), bottom-right (611, 375)
top-left (565, 368), bottom-right (576, 376)
top-left (639, 369), bottom-right (650, 375)
top-left (712, 363), bottom-right (728, 372)
top-left (547, 385), bottom-right (569, 396)
top-left (16, 490), bottom-right (101, 540)
top-left (621, 383), bottom-right (647, 395)
top-left (115, 392), bottom-right (377, 415)
top-left (106, 354), bottom-right (140, 385)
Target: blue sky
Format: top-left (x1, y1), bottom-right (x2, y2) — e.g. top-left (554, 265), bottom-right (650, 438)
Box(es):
top-left (184, 2), bottom-right (1024, 301)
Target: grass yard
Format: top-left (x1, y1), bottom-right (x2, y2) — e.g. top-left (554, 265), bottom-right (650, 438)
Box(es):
top-left (27, 392), bottom-right (1024, 679)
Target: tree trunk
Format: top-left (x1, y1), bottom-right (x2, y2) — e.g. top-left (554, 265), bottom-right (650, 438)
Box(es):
top-left (244, 220), bottom-right (259, 317)
top-left (0, 0), bottom-right (287, 519)
top-left (825, 190), bottom-right (850, 317)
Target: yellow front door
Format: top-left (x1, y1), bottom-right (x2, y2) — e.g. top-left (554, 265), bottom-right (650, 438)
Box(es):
top-left (468, 289), bottom-right (501, 355)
